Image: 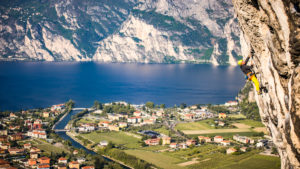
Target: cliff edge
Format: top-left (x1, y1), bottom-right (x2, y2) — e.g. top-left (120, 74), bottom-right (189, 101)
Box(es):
top-left (232, 0), bottom-right (300, 168)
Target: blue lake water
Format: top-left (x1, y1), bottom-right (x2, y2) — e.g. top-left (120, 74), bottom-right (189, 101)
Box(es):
top-left (0, 62), bottom-right (245, 111)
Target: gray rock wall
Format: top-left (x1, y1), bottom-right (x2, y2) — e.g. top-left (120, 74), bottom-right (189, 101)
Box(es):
top-left (232, 0), bottom-right (300, 168)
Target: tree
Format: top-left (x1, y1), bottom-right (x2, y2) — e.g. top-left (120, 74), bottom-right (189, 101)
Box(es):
top-left (141, 141), bottom-right (147, 147)
top-left (66, 99), bottom-right (75, 110)
top-left (160, 104), bottom-right (166, 109)
top-left (180, 103), bottom-right (187, 109)
top-left (145, 102), bottom-right (154, 109)
top-left (94, 100), bottom-right (103, 110)
top-left (159, 138), bottom-right (163, 145)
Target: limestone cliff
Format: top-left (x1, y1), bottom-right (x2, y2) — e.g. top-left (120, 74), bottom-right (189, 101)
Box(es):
top-left (232, 0), bottom-right (300, 168)
top-left (0, 0), bottom-right (241, 64)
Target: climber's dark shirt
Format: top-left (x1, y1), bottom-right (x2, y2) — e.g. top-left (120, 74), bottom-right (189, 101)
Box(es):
top-left (240, 56), bottom-right (253, 75)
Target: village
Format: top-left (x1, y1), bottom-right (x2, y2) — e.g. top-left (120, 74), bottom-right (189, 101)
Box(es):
top-left (0, 100), bottom-right (280, 169)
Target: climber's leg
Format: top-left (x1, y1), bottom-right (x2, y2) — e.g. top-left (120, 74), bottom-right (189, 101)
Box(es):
top-left (250, 75), bottom-right (260, 94)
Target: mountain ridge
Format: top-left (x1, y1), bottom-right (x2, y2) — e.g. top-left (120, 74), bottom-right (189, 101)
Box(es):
top-left (0, 0), bottom-right (241, 65)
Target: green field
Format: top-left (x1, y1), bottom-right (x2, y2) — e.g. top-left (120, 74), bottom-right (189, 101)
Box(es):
top-left (189, 132), bottom-right (259, 139)
top-left (223, 155), bottom-right (280, 169)
top-left (238, 119), bottom-right (265, 127)
top-left (188, 150), bottom-right (280, 169)
top-left (125, 149), bottom-right (185, 169)
top-left (124, 144), bottom-right (280, 169)
top-left (80, 131), bottom-right (141, 148)
top-left (228, 114), bottom-right (246, 119)
top-left (32, 139), bottom-right (69, 154)
top-left (154, 126), bottom-right (170, 135)
top-left (175, 120), bottom-right (215, 130)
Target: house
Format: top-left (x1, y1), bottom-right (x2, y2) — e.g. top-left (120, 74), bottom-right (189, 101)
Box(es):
top-left (203, 137), bottom-right (211, 143)
top-left (198, 136), bottom-right (205, 143)
top-left (108, 125), bottom-right (119, 131)
top-left (240, 147), bottom-right (248, 152)
top-left (198, 136), bottom-right (212, 143)
top-left (184, 114), bottom-right (194, 120)
top-left (0, 148), bottom-right (6, 154)
top-left (24, 143), bottom-right (31, 149)
top-left (170, 143), bottom-right (178, 149)
top-left (190, 105), bottom-right (198, 109)
top-left (30, 153), bottom-right (39, 159)
top-left (162, 137), bottom-right (171, 145)
top-left (69, 161), bottom-right (80, 169)
top-left (218, 113), bottom-right (227, 119)
top-left (179, 143), bottom-right (188, 149)
top-left (0, 130), bottom-right (8, 136)
top-left (33, 119), bottom-right (43, 129)
top-left (0, 143), bottom-right (10, 150)
top-left (144, 138), bottom-right (160, 146)
top-left (225, 101), bottom-right (238, 107)
top-left (220, 140), bottom-right (231, 146)
top-left (0, 159), bottom-right (9, 163)
top-left (73, 150), bottom-right (79, 155)
top-left (143, 119), bottom-right (155, 125)
top-left (0, 136), bottom-right (8, 142)
top-left (118, 122), bottom-right (127, 128)
top-left (93, 110), bottom-right (103, 114)
top-left (108, 114), bottom-right (120, 121)
top-left (186, 139), bottom-right (197, 146)
top-left (58, 157), bottom-right (67, 164)
top-left (51, 104), bottom-right (65, 111)
top-left (77, 157), bottom-right (86, 164)
top-left (57, 164), bottom-right (67, 169)
top-left (28, 159), bottom-right (37, 167)
top-left (133, 111), bottom-right (142, 117)
top-left (156, 110), bottom-right (164, 117)
top-left (99, 140), bottom-right (108, 147)
top-left (233, 135), bottom-right (254, 144)
top-left (98, 121), bottom-right (111, 128)
top-left (214, 136), bottom-right (224, 143)
top-left (9, 133), bottom-right (23, 141)
top-left (37, 164), bottom-right (50, 169)
top-left (226, 148), bottom-right (237, 154)
top-left (9, 125), bottom-right (20, 130)
top-left (30, 147), bottom-right (41, 153)
top-left (81, 166), bottom-right (95, 169)
top-left (28, 129), bottom-right (47, 139)
top-left (24, 120), bottom-right (33, 130)
top-left (127, 117), bottom-right (137, 124)
top-left (8, 148), bottom-right (24, 155)
top-left (38, 157), bottom-right (50, 164)
top-left (218, 121), bottom-right (225, 127)
top-left (10, 113), bottom-right (17, 118)
top-left (43, 112), bottom-right (50, 118)
top-left (256, 142), bottom-right (264, 148)
top-left (136, 116), bottom-right (142, 123)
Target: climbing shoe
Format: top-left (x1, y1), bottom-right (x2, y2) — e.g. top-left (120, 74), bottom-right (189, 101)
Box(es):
top-left (261, 86), bottom-right (268, 93)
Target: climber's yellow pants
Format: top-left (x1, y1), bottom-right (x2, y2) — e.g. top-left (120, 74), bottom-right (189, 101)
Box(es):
top-left (250, 75), bottom-right (260, 93)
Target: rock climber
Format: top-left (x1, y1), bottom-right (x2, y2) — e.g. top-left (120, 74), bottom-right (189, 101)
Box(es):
top-left (238, 53), bottom-right (261, 95)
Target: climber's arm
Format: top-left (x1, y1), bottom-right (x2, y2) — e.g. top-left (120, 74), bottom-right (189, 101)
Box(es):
top-left (244, 55), bottom-right (250, 65)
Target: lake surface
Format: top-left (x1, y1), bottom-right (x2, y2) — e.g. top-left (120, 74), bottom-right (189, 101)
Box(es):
top-left (0, 62), bottom-right (245, 111)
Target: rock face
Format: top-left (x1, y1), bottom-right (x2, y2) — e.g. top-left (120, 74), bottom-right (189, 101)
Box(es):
top-left (232, 0), bottom-right (300, 168)
top-left (0, 0), bottom-right (241, 65)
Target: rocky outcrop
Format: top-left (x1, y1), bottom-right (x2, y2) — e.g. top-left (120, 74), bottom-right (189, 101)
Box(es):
top-left (232, 0), bottom-right (300, 168)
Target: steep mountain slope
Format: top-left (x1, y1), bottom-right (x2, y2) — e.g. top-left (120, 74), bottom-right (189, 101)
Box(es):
top-left (0, 0), bottom-right (241, 64)
top-left (232, 0), bottom-right (300, 168)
